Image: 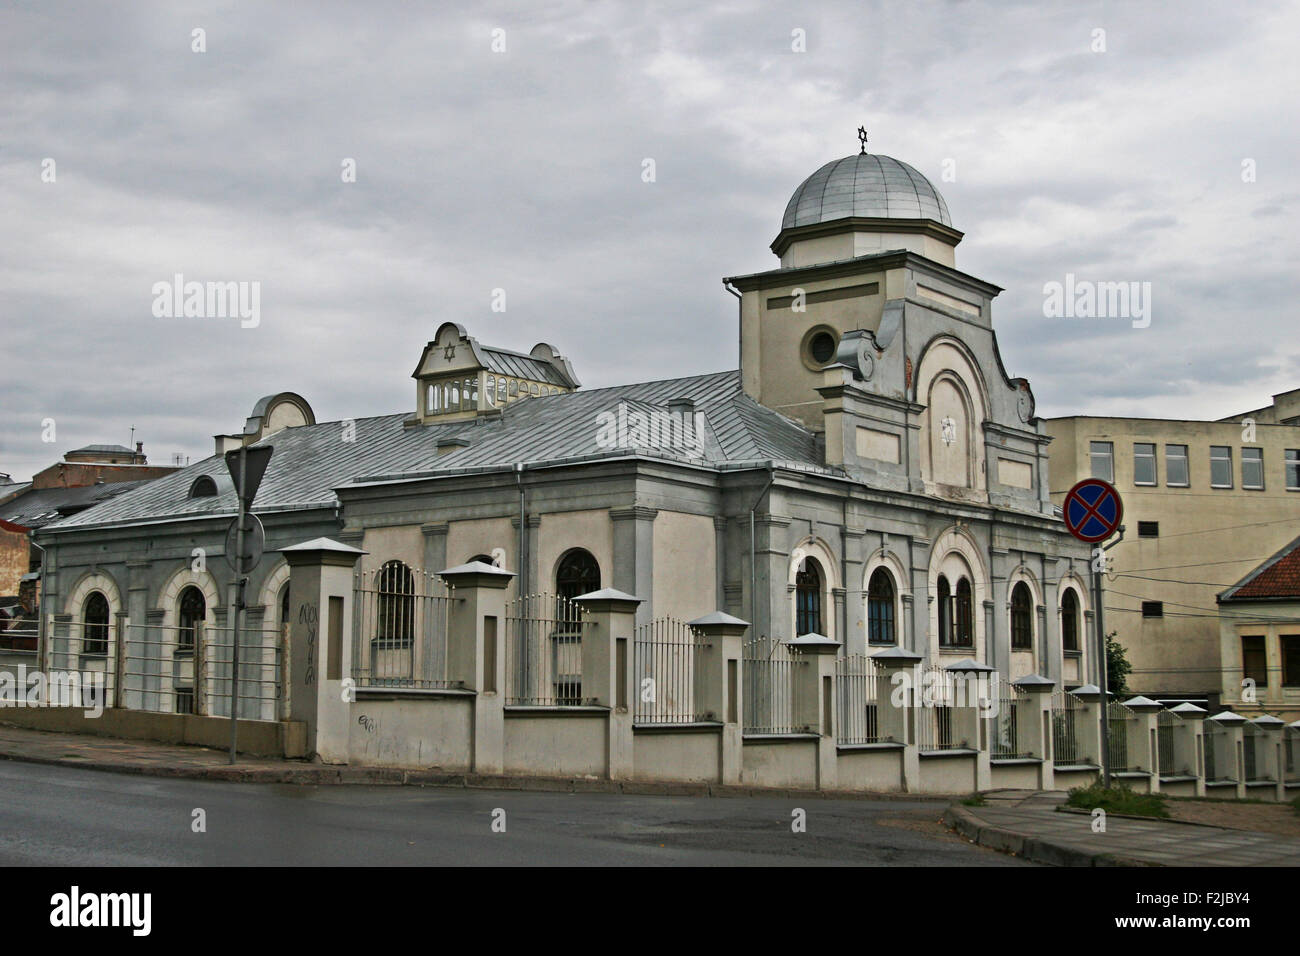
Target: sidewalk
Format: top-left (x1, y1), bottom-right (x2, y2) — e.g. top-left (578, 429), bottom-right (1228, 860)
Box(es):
top-left (945, 790), bottom-right (1300, 867)
top-left (0, 723), bottom-right (947, 801)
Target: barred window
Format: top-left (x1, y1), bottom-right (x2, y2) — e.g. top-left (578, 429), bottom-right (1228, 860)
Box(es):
top-left (556, 549), bottom-right (600, 634)
top-left (1010, 582), bottom-right (1033, 650)
top-left (955, 578), bottom-right (974, 647)
top-left (1061, 589), bottom-right (1080, 652)
top-left (795, 558), bottom-right (823, 637)
top-left (375, 560), bottom-right (415, 646)
top-left (177, 586), bottom-right (205, 652)
top-left (937, 575), bottom-right (952, 646)
top-left (867, 568), bottom-right (896, 645)
top-left (83, 591), bottom-right (110, 656)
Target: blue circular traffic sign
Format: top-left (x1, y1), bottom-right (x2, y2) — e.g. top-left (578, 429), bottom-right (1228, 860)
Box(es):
top-left (1063, 478), bottom-right (1123, 543)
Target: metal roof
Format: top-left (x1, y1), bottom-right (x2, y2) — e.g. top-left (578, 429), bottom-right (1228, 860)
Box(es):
top-left (480, 347), bottom-right (571, 387)
top-left (69, 444), bottom-right (136, 455)
top-left (782, 154), bottom-right (952, 230)
top-left (0, 481), bottom-right (153, 530)
top-left (47, 370), bottom-right (828, 532)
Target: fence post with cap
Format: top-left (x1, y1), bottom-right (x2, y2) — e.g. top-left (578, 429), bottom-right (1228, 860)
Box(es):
top-left (279, 537), bottom-right (366, 764)
top-left (575, 588), bottom-right (641, 780)
top-left (788, 633), bottom-right (839, 791)
top-left (690, 611), bottom-right (748, 785)
top-left (1012, 674), bottom-right (1055, 790)
top-left (871, 646), bottom-right (922, 792)
top-left (440, 561), bottom-right (514, 775)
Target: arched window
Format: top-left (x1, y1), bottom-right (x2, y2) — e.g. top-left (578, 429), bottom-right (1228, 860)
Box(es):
top-left (469, 553), bottom-right (494, 566)
top-left (937, 575), bottom-right (952, 645)
top-left (376, 560), bottom-right (415, 647)
top-left (83, 591), bottom-right (110, 656)
top-left (867, 568), bottom-right (896, 645)
top-left (177, 586), bottom-right (206, 652)
top-left (795, 558), bottom-right (823, 636)
top-left (556, 549), bottom-right (600, 635)
top-left (1011, 582), bottom-right (1033, 650)
top-left (278, 583), bottom-right (291, 630)
top-left (556, 549), bottom-right (599, 601)
top-left (955, 578), bottom-right (973, 647)
top-left (1061, 589), bottom-right (1080, 652)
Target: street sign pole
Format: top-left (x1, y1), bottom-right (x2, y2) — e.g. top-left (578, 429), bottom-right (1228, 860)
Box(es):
top-left (1062, 478), bottom-right (1125, 791)
top-left (1094, 558), bottom-right (1110, 788)
top-left (230, 444), bottom-right (247, 765)
top-left (221, 442), bottom-right (272, 766)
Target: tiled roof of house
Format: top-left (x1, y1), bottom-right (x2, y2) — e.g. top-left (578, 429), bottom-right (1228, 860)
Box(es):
top-left (1218, 534), bottom-right (1300, 602)
top-left (44, 370), bottom-right (828, 532)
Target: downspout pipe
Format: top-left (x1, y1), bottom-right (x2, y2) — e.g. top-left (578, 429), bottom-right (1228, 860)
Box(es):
top-left (749, 462), bottom-right (776, 645)
top-left (29, 537), bottom-right (47, 671)
top-left (515, 462), bottom-right (527, 597)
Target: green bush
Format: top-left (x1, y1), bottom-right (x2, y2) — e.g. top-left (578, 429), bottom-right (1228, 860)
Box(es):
top-left (1065, 783), bottom-right (1169, 818)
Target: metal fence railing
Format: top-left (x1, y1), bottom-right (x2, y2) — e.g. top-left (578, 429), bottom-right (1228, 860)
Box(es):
top-left (1286, 725), bottom-right (1300, 785)
top-left (991, 685), bottom-right (1032, 759)
top-left (505, 592), bottom-right (590, 705)
top-left (915, 665), bottom-right (963, 752)
top-left (1156, 708), bottom-right (1184, 775)
top-left (1107, 698), bottom-right (1134, 772)
top-left (353, 566), bottom-right (457, 689)
top-left (633, 618), bottom-right (709, 724)
top-left (43, 620), bottom-right (121, 707)
top-left (743, 639), bottom-right (807, 735)
top-left (1242, 721), bottom-right (1266, 782)
top-left (123, 622), bottom-right (284, 721)
top-left (835, 654), bottom-right (881, 745)
top-left (1050, 690), bottom-right (1090, 766)
top-left (1204, 722), bottom-right (1235, 782)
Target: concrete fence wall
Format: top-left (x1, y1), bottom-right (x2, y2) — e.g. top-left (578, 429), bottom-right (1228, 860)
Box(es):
top-left (6, 538), bottom-right (1297, 802)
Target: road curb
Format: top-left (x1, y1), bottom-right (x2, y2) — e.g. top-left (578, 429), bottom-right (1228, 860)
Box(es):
top-left (0, 746), bottom-right (953, 802)
top-left (942, 805), bottom-right (1159, 867)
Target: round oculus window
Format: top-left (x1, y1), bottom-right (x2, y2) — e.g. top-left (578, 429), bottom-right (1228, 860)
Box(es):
top-left (809, 331), bottom-right (836, 364)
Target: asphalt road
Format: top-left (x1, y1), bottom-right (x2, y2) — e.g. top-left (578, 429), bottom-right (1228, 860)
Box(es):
top-left (0, 761), bottom-right (1032, 866)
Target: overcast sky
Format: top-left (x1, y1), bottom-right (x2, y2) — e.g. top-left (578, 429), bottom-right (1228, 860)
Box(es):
top-left (2, 0), bottom-right (1297, 481)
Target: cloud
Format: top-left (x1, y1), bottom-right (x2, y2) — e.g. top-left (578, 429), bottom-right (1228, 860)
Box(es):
top-left (1, 0), bottom-right (1297, 479)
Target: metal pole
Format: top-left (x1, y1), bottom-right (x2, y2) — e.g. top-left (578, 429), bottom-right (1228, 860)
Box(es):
top-left (1093, 557), bottom-right (1110, 788)
top-left (229, 445), bottom-right (247, 764)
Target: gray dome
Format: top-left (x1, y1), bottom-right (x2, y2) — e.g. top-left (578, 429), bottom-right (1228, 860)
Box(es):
top-left (781, 154), bottom-right (952, 230)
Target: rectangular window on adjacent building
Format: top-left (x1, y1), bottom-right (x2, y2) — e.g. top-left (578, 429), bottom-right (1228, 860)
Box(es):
top-left (1137, 521), bottom-right (1160, 538)
top-left (1133, 443), bottom-right (1157, 485)
top-left (1141, 601), bottom-right (1163, 618)
top-left (1242, 447), bottom-right (1264, 490)
top-left (1090, 441), bottom-right (1114, 482)
top-left (1166, 444), bottom-right (1189, 486)
top-left (1286, 450), bottom-right (1300, 491)
top-left (1210, 446), bottom-right (1233, 488)
top-left (1242, 635), bottom-right (1268, 688)
top-left (1283, 636), bottom-right (1300, 687)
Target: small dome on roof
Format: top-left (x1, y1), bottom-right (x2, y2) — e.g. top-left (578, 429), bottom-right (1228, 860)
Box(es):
top-left (781, 154), bottom-right (952, 230)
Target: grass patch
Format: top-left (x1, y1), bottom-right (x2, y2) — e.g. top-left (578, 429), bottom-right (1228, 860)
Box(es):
top-left (960, 794), bottom-right (986, 807)
top-left (1065, 783), bottom-right (1169, 818)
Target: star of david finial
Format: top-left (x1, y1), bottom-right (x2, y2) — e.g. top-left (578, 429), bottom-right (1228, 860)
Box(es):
top-left (857, 126), bottom-right (868, 155)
